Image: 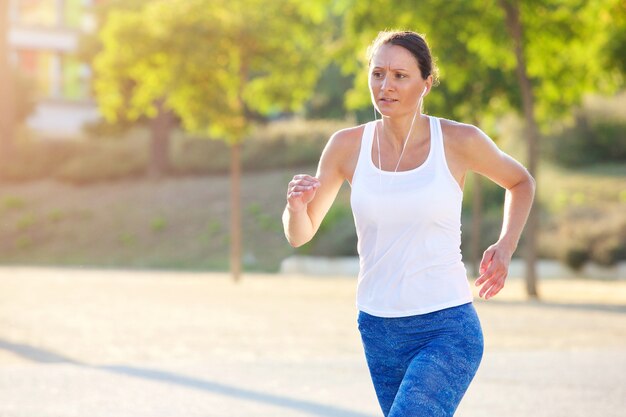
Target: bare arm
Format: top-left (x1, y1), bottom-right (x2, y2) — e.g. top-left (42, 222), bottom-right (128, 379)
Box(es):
top-left (282, 128), bottom-right (357, 247)
top-left (460, 125), bottom-right (536, 299)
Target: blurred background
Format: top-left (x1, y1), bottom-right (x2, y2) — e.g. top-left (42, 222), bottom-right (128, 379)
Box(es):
top-left (0, 0), bottom-right (624, 289)
top-left (0, 2), bottom-right (625, 416)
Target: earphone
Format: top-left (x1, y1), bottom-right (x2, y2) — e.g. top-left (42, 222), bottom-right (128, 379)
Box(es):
top-left (373, 85), bottom-right (427, 186)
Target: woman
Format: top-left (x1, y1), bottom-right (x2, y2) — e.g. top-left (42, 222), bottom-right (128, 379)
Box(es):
top-left (282, 30), bottom-right (535, 417)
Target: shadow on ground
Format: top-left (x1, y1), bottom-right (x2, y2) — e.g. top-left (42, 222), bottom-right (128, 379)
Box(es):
top-left (0, 339), bottom-right (374, 417)
top-left (475, 299), bottom-right (626, 314)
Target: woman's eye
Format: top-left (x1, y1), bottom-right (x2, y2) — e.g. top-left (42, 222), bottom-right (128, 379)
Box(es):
top-left (396, 73), bottom-right (407, 79)
top-left (372, 72), bottom-right (383, 78)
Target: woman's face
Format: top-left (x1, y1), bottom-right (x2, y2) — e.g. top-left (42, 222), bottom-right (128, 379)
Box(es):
top-left (369, 43), bottom-right (430, 118)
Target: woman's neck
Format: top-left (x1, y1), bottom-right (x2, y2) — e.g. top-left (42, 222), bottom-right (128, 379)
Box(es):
top-left (380, 112), bottom-right (427, 151)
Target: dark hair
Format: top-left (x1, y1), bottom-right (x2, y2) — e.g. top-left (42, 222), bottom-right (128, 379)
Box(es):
top-left (367, 30), bottom-right (439, 84)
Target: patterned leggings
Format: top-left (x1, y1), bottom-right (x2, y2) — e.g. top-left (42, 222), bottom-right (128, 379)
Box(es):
top-left (358, 303), bottom-right (484, 417)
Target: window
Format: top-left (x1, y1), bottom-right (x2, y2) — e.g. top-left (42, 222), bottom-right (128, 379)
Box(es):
top-left (16, 0), bottom-right (58, 28)
top-left (16, 49), bottom-right (91, 100)
top-left (62, 54), bottom-right (89, 100)
top-left (15, 0), bottom-right (86, 29)
top-left (17, 49), bottom-right (55, 98)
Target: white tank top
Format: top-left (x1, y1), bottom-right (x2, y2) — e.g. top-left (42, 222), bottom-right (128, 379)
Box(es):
top-left (350, 116), bottom-right (473, 317)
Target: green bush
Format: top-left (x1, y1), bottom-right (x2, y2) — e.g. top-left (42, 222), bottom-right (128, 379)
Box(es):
top-left (563, 245), bottom-right (590, 271)
top-left (590, 231), bottom-right (626, 267)
top-left (171, 137), bottom-right (230, 175)
top-left (296, 203), bottom-right (358, 257)
top-left (172, 119), bottom-right (349, 175)
top-left (0, 118), bottom-right (346, 184)
top-left (0, 141), bottom-right (78, 181)
top-left (545, 116), bottom-right (626, 167)
top-left (54, 143), bottom-right (146, 184)
top-left (551, 206), bottom-right (626, 270)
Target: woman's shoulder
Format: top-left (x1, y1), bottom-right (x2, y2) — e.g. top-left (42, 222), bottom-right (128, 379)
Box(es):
top-left (318, 123), bottom-right (368, 181)
top-left (330, 123), bottom-right (367, 144)
top-left (323, 123), bottom-right (368, 154)
top-left (437, 117), bottom-right (487, 154)
top-left (438, 117), bottom-right (482, 141)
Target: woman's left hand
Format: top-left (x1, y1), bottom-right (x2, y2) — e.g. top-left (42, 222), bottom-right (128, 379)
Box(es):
top-left (474, 242), bottom-right (513, 299)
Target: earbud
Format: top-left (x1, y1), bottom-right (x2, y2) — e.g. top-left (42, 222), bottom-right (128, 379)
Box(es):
top-left (420, 87), bottom-right (427, 98)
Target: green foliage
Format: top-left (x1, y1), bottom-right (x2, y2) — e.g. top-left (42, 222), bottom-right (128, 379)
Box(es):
top-left (173, 119), bottom-right (346, 175)
top-left (591, 235), bottom-right (626, 267)
top-left (335, 0), bottom-right (624, 129)
top-left (563, 245), bottom-right (590, 271)
top-left (0, 119), bottom-right (343, 183)
top-left (55, 144), bottom-right (146, 184)
top-left (546, 116), bottom-right (626, 167)
top-left (304, 63), bottom-right (355, 119)
top-left (93, 0), bottom-right (330, 143)
top-left (296, 202), bottom-right (358, 257)
top-left (247, 203), bottom-right (281, 233)
top-left (550, 206), bottom-right (626, 270)
top-left (461, 175), bottom-right (506, 215)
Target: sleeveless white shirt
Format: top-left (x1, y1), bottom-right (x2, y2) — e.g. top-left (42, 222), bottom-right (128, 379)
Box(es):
top-left (350, 116), bottom-right (473, 317)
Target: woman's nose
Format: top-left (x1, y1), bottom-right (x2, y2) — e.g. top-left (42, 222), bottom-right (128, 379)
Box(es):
top-left (381, 75), bottom-right (393, 91)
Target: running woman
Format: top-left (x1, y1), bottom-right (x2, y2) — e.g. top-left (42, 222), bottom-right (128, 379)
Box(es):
top-left (282, 30), bottom-right (535, 417)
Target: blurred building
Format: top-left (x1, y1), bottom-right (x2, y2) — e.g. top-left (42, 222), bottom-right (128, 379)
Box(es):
top-left (8, 0), bottom-right (101, 139)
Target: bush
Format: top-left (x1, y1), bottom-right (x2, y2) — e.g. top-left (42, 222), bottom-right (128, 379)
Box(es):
top-left (563, 245), bottom-right (590, 271)
top-left (1, 119), bottom-right (349, 184)
top-left (551, 206), bottom-right (626, 270)
top-left (296, 203), bottom-right (358, 257)
top-left (545, 116), bottom-right (626, 167)
top-left (590, 232), bottom-right (626, 267)
top-left (55, 144), bottom-right (146, 184)
top-left (174, 118), bottom-right (350, 175)
top-left (171, 137), bottom-right (230, 175)
top-left (0, 141), bottom-right (79, 182)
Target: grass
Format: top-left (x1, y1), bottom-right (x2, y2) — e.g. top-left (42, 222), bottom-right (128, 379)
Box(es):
top-left (0, 168), bottom-right (313, 272)
top-left (538, 161), bottom-right (626, 213)
top-left (0, 158), bottom-right (622, 272)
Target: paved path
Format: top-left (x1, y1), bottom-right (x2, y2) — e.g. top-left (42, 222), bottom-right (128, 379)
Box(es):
top-left (0, 267), bottom-right (625, 416)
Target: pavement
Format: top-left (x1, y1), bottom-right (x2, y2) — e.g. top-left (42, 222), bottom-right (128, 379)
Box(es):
top-left (0, 267), bottom-right (625, 417)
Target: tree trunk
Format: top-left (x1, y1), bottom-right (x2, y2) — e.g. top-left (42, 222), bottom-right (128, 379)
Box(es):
top-left (0, 0), bottom-right (15, 167)
top-left (470, 172), bottom-right (483, 278)
top-left (230, 141), bottom-right (242, 282)
top-left (500, 0), bottom-right (539, 298)
top-left (229, 53), bottom-right (248, 283)
top-left (148, 99), bottom-right (174, 179)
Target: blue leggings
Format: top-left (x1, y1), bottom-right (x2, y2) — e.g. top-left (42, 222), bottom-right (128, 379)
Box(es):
top-left (358, 303), bottom-right (483, 417)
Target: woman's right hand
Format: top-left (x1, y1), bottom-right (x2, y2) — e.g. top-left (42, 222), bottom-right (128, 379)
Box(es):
top-left (286, 174), bottom-right (321, 212)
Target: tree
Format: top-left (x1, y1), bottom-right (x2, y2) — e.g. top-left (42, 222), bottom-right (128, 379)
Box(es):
top-left (495, 0), bottom-right (623, 296)
top-left (93, 0), bottom-right (328, 280)
top-left (335, 0), bottom-right (624, 297)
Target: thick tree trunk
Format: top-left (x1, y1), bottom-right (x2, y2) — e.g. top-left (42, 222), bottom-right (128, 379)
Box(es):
top-left (500, 0), bottom-right (539, 298)
top-left (148, 99), bottom-right (174, 179)
top-left (230, 141), bottom-right (242, 282)
top-left (470, 172), bottom-right (483, 278)
top-left (0, 0), bottom-right (15, 167)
